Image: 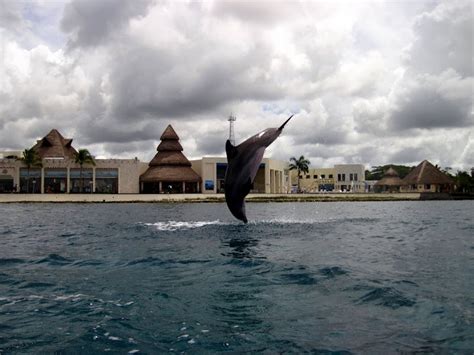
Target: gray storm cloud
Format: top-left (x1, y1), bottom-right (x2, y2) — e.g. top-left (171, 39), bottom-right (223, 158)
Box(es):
top-left (0, 0), bottom-right (472, 170)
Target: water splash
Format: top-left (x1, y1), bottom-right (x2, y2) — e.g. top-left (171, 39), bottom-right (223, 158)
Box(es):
top-left (142, 220), bottom-right (225, 231)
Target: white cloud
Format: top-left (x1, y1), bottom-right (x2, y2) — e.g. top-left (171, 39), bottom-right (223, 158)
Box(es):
top-left (0, 0), bottom-right (472, 171)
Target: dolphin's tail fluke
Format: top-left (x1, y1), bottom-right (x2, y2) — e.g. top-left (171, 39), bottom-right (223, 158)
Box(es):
top-left (278, 114), bottom-right (294, 131)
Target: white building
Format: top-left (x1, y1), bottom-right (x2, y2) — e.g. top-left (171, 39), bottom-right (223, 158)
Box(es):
top-left (191, 157), bottom-right (290, 194)
top-left (334, 164), bottom-right (365, 192)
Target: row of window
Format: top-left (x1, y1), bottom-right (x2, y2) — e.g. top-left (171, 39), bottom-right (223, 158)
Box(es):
top-left (298, 173), bottom-right (359, 181)
top-left (18, 168), bottom-right (118, 193)
top-left (337, 173), bottom-right (358, 182)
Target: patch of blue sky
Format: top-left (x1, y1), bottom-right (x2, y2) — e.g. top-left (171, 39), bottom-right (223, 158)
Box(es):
top-left (262, 102), bottom-right (301, 115)
top-left (21, 1), bottom-right (67, 50)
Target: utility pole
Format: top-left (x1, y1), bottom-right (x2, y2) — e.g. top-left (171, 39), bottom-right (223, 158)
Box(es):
top-left (228, 114), bottom-right (236, 145)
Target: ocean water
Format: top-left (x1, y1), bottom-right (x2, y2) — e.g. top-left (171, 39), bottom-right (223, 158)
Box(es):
top-left (0, 201), bottom-right (473, 354)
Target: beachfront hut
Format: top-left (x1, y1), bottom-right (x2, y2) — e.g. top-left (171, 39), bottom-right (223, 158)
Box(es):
top-left (400, 160), bottom-right (455, 193)
top-left (31, 129), bottom-right (77, 159)
top-left (140, 125), bottom-right (201, 193)
top-left (374, 167), bottom-right (403, 193)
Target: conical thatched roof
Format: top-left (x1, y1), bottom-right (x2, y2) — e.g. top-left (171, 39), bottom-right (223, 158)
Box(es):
top-left (140, 125), bottom-right (201, 183)
top-left (160, 125), bottom-right (179, 140)
top-left (149, 151), bottom-right (191, 166)
top-left (31, 129), bottom-right (77, 159)
top-left (140, 166), bottom-right (200, 182)
top-left (402, 160), bottom-right (454, 185)
top-left (157, 140), bottom-right (183, 152)
top-left (375, 167), bottom-right (403, 186)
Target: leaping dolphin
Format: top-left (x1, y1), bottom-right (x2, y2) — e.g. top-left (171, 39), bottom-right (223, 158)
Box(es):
top-left (224, 115), bottom-right (294, 223)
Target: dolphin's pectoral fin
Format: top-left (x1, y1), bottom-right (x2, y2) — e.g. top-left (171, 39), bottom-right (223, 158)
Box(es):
top-left (225, 140), bottom-right (237, 160)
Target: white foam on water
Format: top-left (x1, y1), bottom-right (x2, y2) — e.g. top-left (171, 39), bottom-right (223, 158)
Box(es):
top-left (140, 218), bottom-right (327, 231)
top-left (143, 220), bottom-right (225, 231)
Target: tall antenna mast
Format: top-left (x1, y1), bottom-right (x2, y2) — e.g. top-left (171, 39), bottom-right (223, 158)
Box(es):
top-left (228, 114), bottom-right (236, 145)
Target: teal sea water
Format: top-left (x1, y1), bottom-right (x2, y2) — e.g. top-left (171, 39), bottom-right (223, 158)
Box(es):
top-left (0, 201), bottom-right (473, 353)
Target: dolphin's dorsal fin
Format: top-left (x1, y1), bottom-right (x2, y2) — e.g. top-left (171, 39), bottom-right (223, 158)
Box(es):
top-left (226, 140), bottom-right (238, 160)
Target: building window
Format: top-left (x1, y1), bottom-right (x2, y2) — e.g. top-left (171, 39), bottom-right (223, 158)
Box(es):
top-left (95, 169), bottom-right (118, 193)
top-left (216, 163), bottom-right (227, 193)
top-left (70, 168), bottom-right (93, 193)
top-left (20, 168), bottom-right (42, 193)
top-left (350, 173), bottom-right (354, 181)
top-left (306, 175), bottom-right (310, 179)
top-left (313, 175), bottom-right (318, 179)
top-left (205, 180), bottom-right (214, 190)
top-left (337, 174), bottom-right (341, 181)
top-left (329, 174), bottom-right (333, 179)
top-left (321, 174), bottom-right (325, 179)
top-left (44, 169), bottom-right (67, 193)
top-left (354, 173), bottom-right (358, 181)
top-left (426, 184), bottom-right (431, 190)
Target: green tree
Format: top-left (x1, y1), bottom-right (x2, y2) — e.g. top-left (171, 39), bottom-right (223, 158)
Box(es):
top-left (366, 164), bottom-right (414, 180)
top-left (455, 171), bottom-right (474, 193)
top-left (20, 149), bottom-right (42, 193)
top-left (74, 149), bottom-right (96, 193)
top-left (289, 155), bottom-right (310, 192)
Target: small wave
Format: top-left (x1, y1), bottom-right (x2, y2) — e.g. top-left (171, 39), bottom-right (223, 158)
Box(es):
top-left (357, 286), bottom-right (416, 309)
top-left (36, 254), bottom-right (73, 266)
top-left (142, 220), bottom-right (225, 231)
top-left (0, 258), bottom-right (26, 266)
top-left (319, 266), bottom-right (349, 278)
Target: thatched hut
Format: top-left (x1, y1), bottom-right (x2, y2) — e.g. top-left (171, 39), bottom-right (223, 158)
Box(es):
top-left (401, 160), bottom-right (455, 193)
top-left (32, 129), bottom-right (77, 159)
top-left (140, 125), bottom-right (201, 193)
top-left (374, 167), bottom-right (403, 193)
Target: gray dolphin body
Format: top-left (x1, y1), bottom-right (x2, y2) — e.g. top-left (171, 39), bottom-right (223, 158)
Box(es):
top-left (224, 115), bottom-right (294, 223)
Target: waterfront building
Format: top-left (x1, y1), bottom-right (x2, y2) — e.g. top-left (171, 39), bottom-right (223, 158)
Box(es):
top-left (291, 167), bottom-right (336, 192)
top-left (290, 164), bottom-right (366, 192)
top-left (374, 167), bottom-right (403, 193)
top-left (191, 157), bottom-right (289, 194)
top-left (334, 164), bottom-right (365, 192)
top-left (400, 160), bottom-right (455, 193)
top-left (0, 129), bottom-right (147, 194)
top-left (140, 125), bottom-right (201, 193)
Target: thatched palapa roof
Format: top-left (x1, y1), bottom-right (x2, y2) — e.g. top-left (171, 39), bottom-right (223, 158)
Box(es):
top-left (140, 125), bottom-right (201, 183)
top-left (374, 167), bottom-right (403, 187)
top-left (31, 129), bottom-right (77, 159)
top-left (402, 160), bottom-right (454, 185)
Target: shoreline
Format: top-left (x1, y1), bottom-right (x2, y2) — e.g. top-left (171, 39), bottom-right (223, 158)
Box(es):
top-left (0, 192), bottom-right (463, 203)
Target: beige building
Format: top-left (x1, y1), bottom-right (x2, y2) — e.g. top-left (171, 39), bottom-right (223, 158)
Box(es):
top-left (191, 157), bottom-right (290, 194)
top-left (290, 164), bottom-right (366, 192)
top-left (0, 153), bottom-right (147, 194)
top-left (291, 167), bottom-right (336, 192)
top-left (0, 130), bottom-right (148, 194)
top-left (334, 164), bottom-right (365, 192)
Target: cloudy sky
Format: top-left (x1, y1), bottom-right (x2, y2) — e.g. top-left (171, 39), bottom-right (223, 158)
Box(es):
top-left (0, 0), bottom-right (472, 171)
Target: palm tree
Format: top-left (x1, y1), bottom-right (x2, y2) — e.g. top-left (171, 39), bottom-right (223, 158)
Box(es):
top-left (74, 149), bottom-right (96, 193)
top-left (289, 155), bottom-right (310, 193)
top-left (20, 149), bottom-right (42, 193)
